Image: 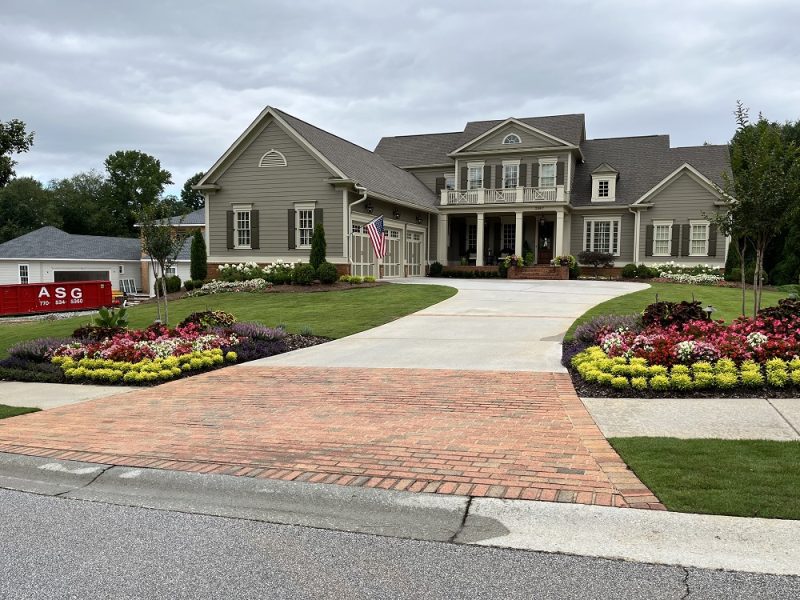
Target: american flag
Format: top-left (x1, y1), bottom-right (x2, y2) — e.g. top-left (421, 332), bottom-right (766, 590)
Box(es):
top-left (366, 215), bottom-right (387, 259)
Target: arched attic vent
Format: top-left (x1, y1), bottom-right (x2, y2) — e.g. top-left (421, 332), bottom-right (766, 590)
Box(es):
top-left (259, 149), bottom-right (287, 167)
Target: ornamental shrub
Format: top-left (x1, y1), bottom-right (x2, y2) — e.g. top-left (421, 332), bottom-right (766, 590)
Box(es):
top-left (228, 322), bottom-right (286, 341)
top-left (714, 372), bottom-right (739, 389)
top-left (791, 370), bottom-right (800, 386)
top-left (767, 369), bottom-right (788, 387)
top-left (190, 230), bottom-right (208, 281)
top-left (309, 223), bottom-right (327, 270)
top-left (637, 264), bottom-right (658, 279)
top-left (691, 361), bottom-right (713, 374)
top-left (155, 275), bottom-right (181, 296)
top-left (428, 261), bottom-right (444, 277)
top-left (597, 373), bottom-right (614, 385)
top-left (671, 364), bottom-right (690, 376)
top-left (650, 375), bottom-right (670, 391)
top-left (179, 311), bottom-right (236, 329)
top-left (648, 365), bottom-right (668, 378)
top-left (642, 300), bottom-right (706, 328)
top-left (714, 358), bottom-right (737, 374)
top-left (577, 250), bottom-right (614, 268)
top-left (765, 358), bottom-right (788, 373)
top-left (741, 369), bottom-right (765, 387)
top-left (572, 314), bottom-right (643, 346)
top-left (611, 364), bottom-right (630, 377)
top-left (670, 373), bottom-right (694, 390)
top-left (292, 263), bottom-right (316, 285)
top-left (183, 279), bottom-right (196, 291)
top-left (631, 377), bottom-right (648, 391)
top-left (611, 376), bottom-right (629, 389)
top-left (693, 372), bottom-right (714, 389)
top-left (756, 298), bottom-right (800, 320)
top-left (316, 262), bottom-right (338, 284)
top-left (8, 338), bottom-right (71, 362)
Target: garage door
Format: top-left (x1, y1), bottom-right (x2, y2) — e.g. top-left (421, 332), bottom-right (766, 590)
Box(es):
top-left (406, 231), bottom-right (424, 277)
top-left (351, 224), bottom-right (375, 278)
top-left (383, 229), bottom-right (402, 278)
top-left (54, 271), bottom-right (110, 282)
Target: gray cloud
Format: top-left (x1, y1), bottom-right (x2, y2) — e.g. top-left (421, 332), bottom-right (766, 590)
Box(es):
top-left (2, 0), bottom-right (798, 194)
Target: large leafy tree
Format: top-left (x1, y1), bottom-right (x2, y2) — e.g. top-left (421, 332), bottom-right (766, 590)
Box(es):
top-left (104, 150), bottom-right (173, 235)
top-left (0, 119), bottom-right (35, 187)
top-left (48, 171), bottom-right (118, 236)
top-left (0, 177), bottom-right (61, 242)
top-left (180, 171), bottom-right (205, 211)
top-left (727, 102), bottom-right (800, 313)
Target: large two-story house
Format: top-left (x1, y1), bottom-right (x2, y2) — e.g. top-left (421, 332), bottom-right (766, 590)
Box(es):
top-left (194, 106), bottom-right (731, 278)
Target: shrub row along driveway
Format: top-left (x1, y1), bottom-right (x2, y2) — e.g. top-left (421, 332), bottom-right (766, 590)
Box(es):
top-left (0, 366), bottom-right (661, 508)
top-left (256, 279), bottom-right (648, 372)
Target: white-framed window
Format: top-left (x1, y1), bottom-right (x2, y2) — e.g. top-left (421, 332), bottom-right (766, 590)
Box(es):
top-left (467, 224), bottom-right (477, 252)
top-left (539, 159), bottom-right (557, 187)
top-left (444, 173), bottom-right (456, 190)
top-left (502, 223), bottom-right (516, 250)
top-left (295, 204), bottom-right (315, 248)
top-left (234, 209), bottom-right (251, 249)
top-left (503, 133), bottom-right (521, 145)
top-left (653, 221), bottom-right (673, 257)
top-left (503, 162), bottom-right (519, 188)
top-left (583, 218), bottom-right (621, 255)
top-left (164, 265), bottom-right (178, 277)
top-left (18, 264), bottom-right (29, 284)
top-left (690, 220), bottom-right (710, 256)
top-left (467, 165), bottom-right (484, 190)
top-left (118, 265), bottom-right (125, 275)
top-left (591, 173), bottom-right (617, 202)
top-left (598, 180), bottom-right (609, 198)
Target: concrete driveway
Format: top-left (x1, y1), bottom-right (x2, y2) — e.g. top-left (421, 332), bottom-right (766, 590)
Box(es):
top-left (253, 279), bottom-right (649, 372)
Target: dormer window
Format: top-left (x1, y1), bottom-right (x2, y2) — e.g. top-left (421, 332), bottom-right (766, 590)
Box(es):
top-left (598, 180), bottom-right (609, 198)
top-left (502, 133), bottom-right (521, 145)
top-left (591, 164), bottom-right (618, 202)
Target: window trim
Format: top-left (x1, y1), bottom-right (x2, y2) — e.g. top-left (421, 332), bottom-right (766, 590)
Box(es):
top-left (502, 160), bottom-right (520, 189)
top-left (538, 158), bottom-right (557, 188)
top-left (652, 220), bottom-right (673, 257)
top-left (294, 202), bottom-right (316, 249)
top-left (232, 204), bottom-right (252, 250)
top-left (467, 223), bottom-right (477, 252)
top-left (502, 223), bottom-right (516, 250)
top-left (18, 264), bottom-right (29, 284)
top-left (689, 219), bottom-right (710, 257)
top-left (467, 162), bottom-right (484, 190)
top-left (502, 133), bottom-right (521, 145)
top-left (443, 173), bottom-right (456, 191)
top-left (583, 217), bottom-right (621, 256)
top-left (591, 174), bottom-right (616, 202)
top-left (597, 180), bottom-right (609, 198)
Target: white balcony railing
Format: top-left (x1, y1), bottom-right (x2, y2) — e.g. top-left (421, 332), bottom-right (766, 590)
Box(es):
top-left (442, 186), bottom-right (564, 206)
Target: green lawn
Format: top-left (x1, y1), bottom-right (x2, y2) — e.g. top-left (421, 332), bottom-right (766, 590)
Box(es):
top-left (610, 437), bottom-right (800, 519)
top-left (566, 282), bottom-right (788, 339)
top-left (0, 405), bottom-right (41, 420)
top-left (0, 284), bottom-right (456, 358)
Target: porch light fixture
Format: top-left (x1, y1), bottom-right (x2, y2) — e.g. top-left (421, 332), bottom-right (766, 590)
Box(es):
top-left (393, 209), bottom-right (401, 219)
top-left (416, 214), bottom-right (423, 224)
top-left (365, 201), bottom-right (373, 214)
top-left (539, 216), bottom-right (546, 225)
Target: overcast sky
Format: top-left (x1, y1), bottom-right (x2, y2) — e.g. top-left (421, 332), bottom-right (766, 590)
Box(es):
top-left (3, 0), bottom-right (799, 195)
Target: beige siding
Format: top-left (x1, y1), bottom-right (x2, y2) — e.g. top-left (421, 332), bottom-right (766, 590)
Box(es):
top-left (570, 211), bottom-right (636, 264)
top-left (467, 123), bottom-right (563, 152)
top-left (208, 118), bottom-right (343, 260)
top-left (638, 172), bottom-right (726, 265)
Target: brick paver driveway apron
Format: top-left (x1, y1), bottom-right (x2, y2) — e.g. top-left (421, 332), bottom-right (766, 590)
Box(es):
top-left (0, 280), bottom-right (662, 509)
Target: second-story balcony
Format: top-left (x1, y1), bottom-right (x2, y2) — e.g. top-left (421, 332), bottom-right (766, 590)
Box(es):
top-left (441, 186), bottom-right (565, 206)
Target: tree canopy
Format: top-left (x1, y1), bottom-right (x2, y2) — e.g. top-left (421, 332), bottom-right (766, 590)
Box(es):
top-left (180, 171), bottom-right (205, 212)
top-left (104, 150), bottom-right (173, 235)
top-left (0, 119), bottom-right (35, 188)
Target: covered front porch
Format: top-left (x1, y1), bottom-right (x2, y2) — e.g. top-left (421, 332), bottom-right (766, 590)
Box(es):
top-left (435, 209), bottom-right (568, 267)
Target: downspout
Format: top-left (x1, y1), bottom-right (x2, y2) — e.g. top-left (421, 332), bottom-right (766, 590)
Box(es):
top-left (629, 206), bottom-right (640, 264)
top-left (347, 184), bottom-right (368, 269)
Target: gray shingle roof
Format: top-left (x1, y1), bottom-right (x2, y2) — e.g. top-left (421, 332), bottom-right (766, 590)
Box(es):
top-left (163, 207), bottom-right (205, 226)
top-left (374, 114), bottom-right (586, 167)
top-left (0, 227), bottom-right (142, 260)
top-left (571, 136), bottom-right (731, 206)
top-left (273, 108), bottom-right (439, 210)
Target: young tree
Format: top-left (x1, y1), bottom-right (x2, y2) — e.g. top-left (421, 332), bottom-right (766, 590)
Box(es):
top-left (190, 230), bottom-right (207, 281)
top-left (105, 150), bottom-right (173, 235)
top-left (180, 171), bottom-right (205, 211)
top-left (138, 204), bottom-right (188, 325)
top-left (728, 103), bottom-right (800, 314)
top-left (0, 119), bottom-right (35, 187)
top-left (309, 223), bottom-right (326, 270)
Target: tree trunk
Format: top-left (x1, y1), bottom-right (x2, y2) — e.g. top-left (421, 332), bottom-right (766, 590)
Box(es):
top-left (159, 265), bottom-right (170, 325)
top-left (737, 239), bottom-right (747, 317)
top-left (149, 257), bottom-right (162, 322)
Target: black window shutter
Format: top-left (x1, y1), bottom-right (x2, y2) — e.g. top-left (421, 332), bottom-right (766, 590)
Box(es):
top-left (680, 224), bottom-right (690, 256)
top-left (250, 210), bottom-right (260, 250)
top-left (530, 165), bottom-right (539, 188)
top-left (644, 225), bottom-right (654, 257)
top-left (482, 165), bottom-right (491, 188)
top-left (519, 164), bottom-right (527, 187)
top-left (314, 207), bottom-right (323, 228)
top-left (495, 165), bottom-right (502, 189)
top-left (556, 162), bottom-right (565, 185)
top-left (708, 225), bottom-right (717, 257)
top-left (671, 224), bottom-right (681, 257)
top-left (460, 166), bottom-right (468, 190)
top-left (287, 209), bottom-right (296, 250)
top-left (226, 210), bottom-right (234, 249)
top-left (435, 177), bottom-right (445, 195)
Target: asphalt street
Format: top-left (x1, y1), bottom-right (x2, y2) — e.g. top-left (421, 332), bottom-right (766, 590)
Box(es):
top-left (2, 489), bottom-right (799, 599)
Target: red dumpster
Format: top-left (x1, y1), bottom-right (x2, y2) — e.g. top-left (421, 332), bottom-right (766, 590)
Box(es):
top-left (0, 280), bottom-right (114, 317)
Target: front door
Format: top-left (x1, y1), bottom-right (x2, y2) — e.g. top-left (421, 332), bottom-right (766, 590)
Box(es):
top-left (537, 220), bottom-right (554, 264)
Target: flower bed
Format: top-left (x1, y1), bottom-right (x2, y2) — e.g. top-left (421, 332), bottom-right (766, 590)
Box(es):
top-left (0, 311), bottom-right (328, 386)
top-left (567, 298), bottom-right (800, 397)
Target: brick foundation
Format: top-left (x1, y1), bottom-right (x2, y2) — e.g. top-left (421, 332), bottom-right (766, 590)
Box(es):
top-left (579, 266), bottom-right (623, 279)
top-left (508, 265), bottom-right (569, 280)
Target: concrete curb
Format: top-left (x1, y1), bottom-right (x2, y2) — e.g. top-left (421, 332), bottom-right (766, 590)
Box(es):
top-left (2, 451), bottom-right (799, 576)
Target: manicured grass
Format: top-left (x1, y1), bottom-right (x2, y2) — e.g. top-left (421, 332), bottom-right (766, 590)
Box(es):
top-left (566, 282), bottom-right (788, 339)
top-left (610, 437), bottom-right (800, 519)
top-left (0, 405), bottom-right (41, 420)
top-left (0, 284), bottom-right (456, 358)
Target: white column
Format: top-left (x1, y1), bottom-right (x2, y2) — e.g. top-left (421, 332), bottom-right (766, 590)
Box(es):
top-left (476, 213), bottom-right (485, 266)
top-left (514, 211), bottom-right (523, 257)
top-left (437, 213), bottom-right (448, 264)
top-left (555, 209), bottom-right (565, 256)
top-left (632, 209), bottom-right (641, 264)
